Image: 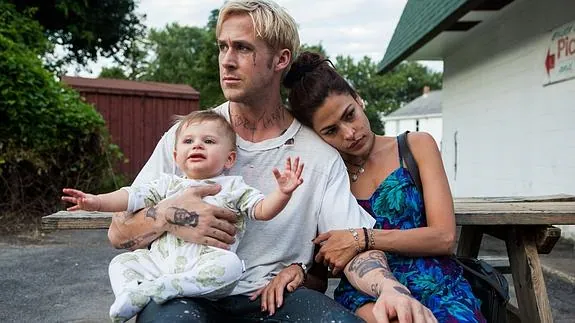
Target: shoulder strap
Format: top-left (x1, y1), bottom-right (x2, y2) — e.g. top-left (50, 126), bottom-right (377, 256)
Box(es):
top-left (397, 131), bottom-right (424, 198)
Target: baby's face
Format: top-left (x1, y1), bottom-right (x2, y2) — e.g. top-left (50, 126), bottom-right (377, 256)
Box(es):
top-left (174, 120), bottom-right (235, 179)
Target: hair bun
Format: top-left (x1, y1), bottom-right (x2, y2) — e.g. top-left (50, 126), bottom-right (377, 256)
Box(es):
top-left (283, 51), bottom-right (327, 89)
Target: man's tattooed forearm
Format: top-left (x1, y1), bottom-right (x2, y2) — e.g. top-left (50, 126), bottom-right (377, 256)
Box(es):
top-left (119, 231), bottom-right (158, 250)
top-left (348, 250), bottom-right (393, 279)
top-left (166, 207), bottom-right (199, 227)
top-left (146, 206), bottom-right (158, 220)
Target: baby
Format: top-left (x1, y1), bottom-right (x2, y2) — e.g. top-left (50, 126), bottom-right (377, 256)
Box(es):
top-left (62, 110), bottom-right (304, 322)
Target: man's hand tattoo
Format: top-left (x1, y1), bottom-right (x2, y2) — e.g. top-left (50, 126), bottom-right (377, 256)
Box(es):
top-left (167, 207), bottom-right (199, 227)
top-left (146, 206), bottom-right (158, 220)
top-left (371, 283), bottom-right (381, 296)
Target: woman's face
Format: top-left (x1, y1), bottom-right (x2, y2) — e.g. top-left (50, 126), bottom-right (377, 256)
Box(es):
top-left (311, 93), bottom-right (373, 157)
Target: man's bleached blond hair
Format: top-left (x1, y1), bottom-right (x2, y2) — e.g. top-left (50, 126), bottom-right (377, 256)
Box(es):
top-left (216, 0), bottom-right (300, 68)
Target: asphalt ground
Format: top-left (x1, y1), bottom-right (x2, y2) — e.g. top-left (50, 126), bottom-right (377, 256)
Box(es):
top-left (1, 229), bottom-right (574, 322)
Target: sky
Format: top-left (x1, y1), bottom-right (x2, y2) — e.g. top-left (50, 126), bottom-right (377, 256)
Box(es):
top-left (70, 0), bottom-right (443, 76)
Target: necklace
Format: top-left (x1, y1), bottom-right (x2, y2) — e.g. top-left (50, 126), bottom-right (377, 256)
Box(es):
top-left (345, 133), bottom-right (376, 183)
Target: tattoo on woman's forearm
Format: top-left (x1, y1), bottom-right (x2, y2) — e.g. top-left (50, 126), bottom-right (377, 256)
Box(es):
top-left (371, 283), bottom-right (381, 296)
top-left (167, 207), bottom-right (199, 227)
top-left (146, 206), bottom-right (157, 220)
top-left (393, 286), bottom-right (411, 296)
top-left (348, 251), bottom-right (395, 279)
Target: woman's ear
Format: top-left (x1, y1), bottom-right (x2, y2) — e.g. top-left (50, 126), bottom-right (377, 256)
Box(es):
top-left (173, 150), bottom-right (178, 161)
top-left (224, 151), bottom-right (237, 169)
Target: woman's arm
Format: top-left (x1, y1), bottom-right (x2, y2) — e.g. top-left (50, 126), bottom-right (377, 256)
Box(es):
top-left (108, 185), bottom-right (239, 250)
top-left (369, 132), bottom-right (455, 256)
top-left (345, 250), bottom-right (437, 323)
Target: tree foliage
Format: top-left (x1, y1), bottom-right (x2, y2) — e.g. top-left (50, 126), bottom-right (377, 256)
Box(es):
top-left (9, 0), bottom-right (145, 68)
top-left (0, 3), bottom-right (124, 233)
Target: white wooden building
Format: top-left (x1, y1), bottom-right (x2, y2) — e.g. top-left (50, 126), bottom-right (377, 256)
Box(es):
top-left (379, 0), bottom-right (575, 240)
top-left (382, 87), bottom-right (443, 149)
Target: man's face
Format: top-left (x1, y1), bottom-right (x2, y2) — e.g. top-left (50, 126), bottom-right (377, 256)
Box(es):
top-left (217, 14), bottom-right (277, 103)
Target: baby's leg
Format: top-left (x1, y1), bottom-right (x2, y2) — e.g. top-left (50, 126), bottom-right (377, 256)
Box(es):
top-left (108, 249), bottom-right (163, 322)
top-left (150, 246), bottom-right (244, 303)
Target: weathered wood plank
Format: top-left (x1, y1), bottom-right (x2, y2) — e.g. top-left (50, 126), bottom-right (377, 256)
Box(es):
top-left (42, 200), bottom-right (575, 230)
top-left (456, 226), bottom-right (483, 258)
top-left (484, 225), bottom-right (562, 254)
top-left (455, 194), bottom-right (575, 203)
top-left (42, 211), bottom-right (113, 230)
top-left (455, 202), bottom-right (575, 225)
top-left (506, 227), bottom-right (553, 323)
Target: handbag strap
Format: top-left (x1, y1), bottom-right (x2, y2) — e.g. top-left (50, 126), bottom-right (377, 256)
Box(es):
top-left (453, 257), bottom-right (510, 301)
top-left (397, 131), bottom-right (425, 214)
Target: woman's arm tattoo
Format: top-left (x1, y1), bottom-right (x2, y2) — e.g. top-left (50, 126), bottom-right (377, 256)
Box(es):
top-left (348, 250), bottom-right (396, 280)
top-left (166, 207), bottom-right (199, 227)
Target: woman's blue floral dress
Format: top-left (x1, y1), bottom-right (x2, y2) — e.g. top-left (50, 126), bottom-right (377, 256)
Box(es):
top-left (334, 142), bottom-right (486, 323)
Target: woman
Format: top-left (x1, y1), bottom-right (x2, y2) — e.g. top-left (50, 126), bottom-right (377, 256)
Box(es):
top-left (283, 51), bottom-right (486, 323)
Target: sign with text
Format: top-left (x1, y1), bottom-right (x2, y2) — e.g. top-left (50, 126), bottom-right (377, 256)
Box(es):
top-left (544, 20), bottom-right (575, 85)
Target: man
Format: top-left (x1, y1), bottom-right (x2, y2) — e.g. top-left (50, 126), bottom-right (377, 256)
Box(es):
top-left (108, 1), bottom-right (435, 322)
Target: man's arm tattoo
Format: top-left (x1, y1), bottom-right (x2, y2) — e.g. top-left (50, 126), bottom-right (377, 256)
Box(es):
top-left (371, 283), bottom-right (381, 296)
top-left (166, 207), bottom-right (199, 227)
top-left (146, 206), bottom-right (158, 220)
top-left (348, 251), bottom-right (396, 280)
top-left (118, 231), bottom-right (159, 250)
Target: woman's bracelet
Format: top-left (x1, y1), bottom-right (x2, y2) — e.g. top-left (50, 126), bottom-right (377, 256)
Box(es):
top-left (362, 227), bottom-right (369, 251)
top-left (348, 228), bottom-right (363, 253)
top-left (368, 228), bottom-right (375, 249)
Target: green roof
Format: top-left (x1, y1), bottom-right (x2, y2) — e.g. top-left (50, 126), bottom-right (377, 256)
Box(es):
top-left (378, 0), bottom-right (474, 74)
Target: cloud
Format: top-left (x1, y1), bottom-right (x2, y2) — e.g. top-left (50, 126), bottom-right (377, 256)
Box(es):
top-left (71, 0), bottom-right (443, 76)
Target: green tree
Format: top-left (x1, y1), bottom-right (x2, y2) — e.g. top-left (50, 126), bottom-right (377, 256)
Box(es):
top-left (10, 0), bottom-right (145, 68)
top-left (99, 66), bottom-right (128, 79)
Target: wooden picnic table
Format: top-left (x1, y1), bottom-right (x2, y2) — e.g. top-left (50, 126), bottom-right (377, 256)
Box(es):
top-left (42, 194), bottom-right (575, 323)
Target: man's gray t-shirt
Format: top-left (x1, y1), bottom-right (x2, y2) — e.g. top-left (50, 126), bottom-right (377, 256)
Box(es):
top-left (134, 103), bottom-right (375, 295)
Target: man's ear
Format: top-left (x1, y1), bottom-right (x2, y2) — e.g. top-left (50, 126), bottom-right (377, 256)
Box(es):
top-left (224, 150), bottom-right (237, 169)
top-left (274, 48), bottom-right (292, 73)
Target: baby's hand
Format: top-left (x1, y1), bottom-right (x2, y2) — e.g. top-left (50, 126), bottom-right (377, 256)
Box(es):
top-left (273, 157), bottom-right (304, 195)
top-left (61, 188), bottom-right (101, 211)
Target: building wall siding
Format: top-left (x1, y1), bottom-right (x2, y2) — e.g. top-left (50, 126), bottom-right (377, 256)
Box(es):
top-left (441, 0), bottom-right (575, 238)
top-left (81, 93), bottom-right (199, 180)
top-left (384, 117), bottom-right (443, 149)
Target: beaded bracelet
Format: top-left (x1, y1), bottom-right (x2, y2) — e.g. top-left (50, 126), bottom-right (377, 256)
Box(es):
top-left (348, 228), bottom-right (363, 253)
top-left (362, 227), bottom-right (369, 251)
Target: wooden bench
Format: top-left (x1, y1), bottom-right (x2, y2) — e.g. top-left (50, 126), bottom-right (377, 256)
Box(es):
top-left (42, 194), bottom-right (575, 323)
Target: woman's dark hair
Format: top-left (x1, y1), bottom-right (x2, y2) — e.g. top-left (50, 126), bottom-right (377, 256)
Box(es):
top-left (283, 51), bottom-right (359, 128)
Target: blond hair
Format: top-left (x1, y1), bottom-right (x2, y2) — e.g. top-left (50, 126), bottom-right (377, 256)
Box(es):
top-left (173, 110), bottom-right (236, 150)
top-left (216, 0), bottom-right (300, 68)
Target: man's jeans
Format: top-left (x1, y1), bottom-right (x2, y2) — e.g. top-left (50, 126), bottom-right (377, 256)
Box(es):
top-left (136, 287), bottom-right (364, 322)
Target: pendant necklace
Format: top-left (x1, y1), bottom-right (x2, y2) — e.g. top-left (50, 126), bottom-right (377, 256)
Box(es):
top-left (345, 133), bottom-right (376, 183)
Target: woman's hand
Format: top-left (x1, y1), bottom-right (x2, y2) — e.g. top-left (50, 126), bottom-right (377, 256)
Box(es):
top-left (372, 286), bottom-right (437, 323)
top-left (313, 229), bottom-right (361, 275)
top-left (249, 264), bottom-right (305, 315)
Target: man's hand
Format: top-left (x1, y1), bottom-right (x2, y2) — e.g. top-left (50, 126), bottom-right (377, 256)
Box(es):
top-left (249, 264), bottom-right (305, 316)
top-left (273, 156), bottom-right (304, 195)
top-left (160, 184), bottom-right (238, 250)
top-left (372, 286), bottom-right (437, 323)
top-left (61, 188), bottom-right (101, 211)
top-left (313, 229), bottom-right (360, 275)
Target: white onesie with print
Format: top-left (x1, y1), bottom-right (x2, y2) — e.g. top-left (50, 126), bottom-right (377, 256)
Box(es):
top-left (108, 173), bottom-right (264, 322)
